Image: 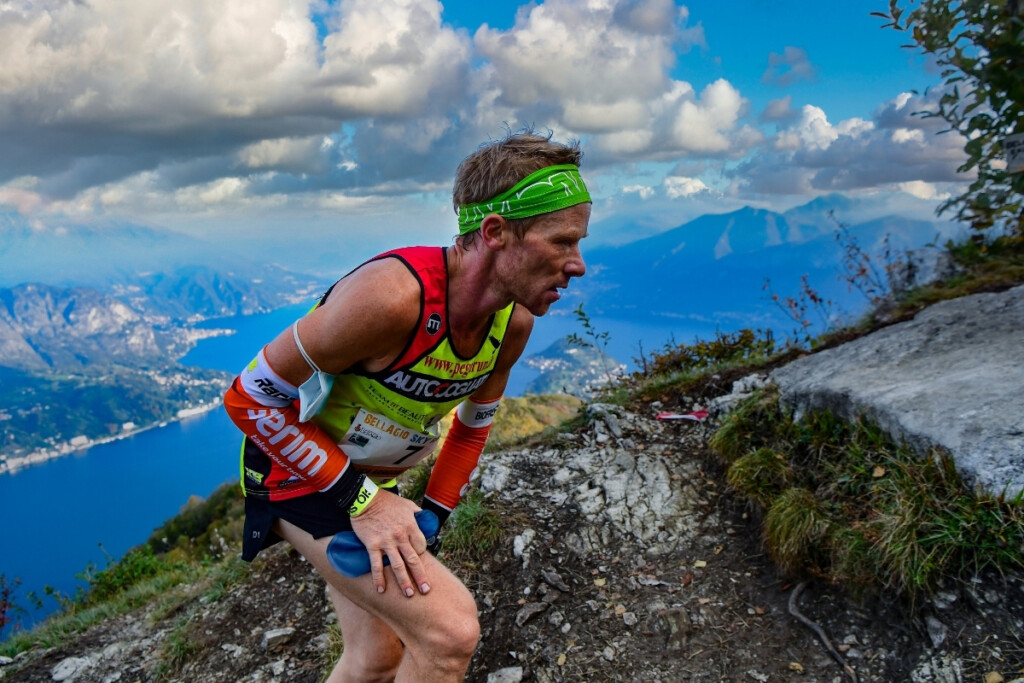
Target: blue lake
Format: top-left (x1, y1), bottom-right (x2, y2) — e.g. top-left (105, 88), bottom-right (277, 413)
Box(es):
top-left (0, 300), bottom-right (702, 638)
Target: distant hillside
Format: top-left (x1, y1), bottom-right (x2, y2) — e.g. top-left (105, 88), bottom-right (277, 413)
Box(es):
top-left (578, 196), bottom-right (963, 329)
top-left (0, 283), bottom-right (178, 371)
top-left (0, 268), bottom-right (324, 463)
top-left (524, 336), bottom-right (624, 398)
top-left (0, 366), bottom-right (228, 461)
top-left (117, 265), bottom-right (323, 322)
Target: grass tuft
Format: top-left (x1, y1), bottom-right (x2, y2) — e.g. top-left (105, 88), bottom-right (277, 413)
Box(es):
top-left (764, 487), bottom-right (832, 576)
top-left (438, 489), bottom-right (506, 563)
top-left (726, 448), bottom-right (792, 508)
top-left (712, 389), bottom-right (1024, 601)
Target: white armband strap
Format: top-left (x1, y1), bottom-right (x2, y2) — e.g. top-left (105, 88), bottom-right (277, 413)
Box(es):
top-left (457, 398), bottom-right (501, 429)
top-left (239, 348), bottom-right (300, 408)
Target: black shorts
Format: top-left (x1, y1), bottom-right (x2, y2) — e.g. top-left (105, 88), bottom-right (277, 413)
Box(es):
top-left (241, 483), bottom-right (399, 562)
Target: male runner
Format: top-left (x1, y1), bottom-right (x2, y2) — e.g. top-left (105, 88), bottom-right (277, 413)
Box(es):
top-left (223, 130), bottom-right (591, 682)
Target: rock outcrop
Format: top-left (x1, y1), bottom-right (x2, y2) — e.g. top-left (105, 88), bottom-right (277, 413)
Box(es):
top-left (772, 284), bottom-right (1024, 495)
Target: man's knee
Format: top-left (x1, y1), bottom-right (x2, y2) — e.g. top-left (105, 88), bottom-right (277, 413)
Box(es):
top-left (419, 595), bottom-right (480, 663)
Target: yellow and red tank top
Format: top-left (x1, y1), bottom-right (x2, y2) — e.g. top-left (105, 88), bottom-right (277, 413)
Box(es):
top-left (308, 246), bottom-right (514, 481)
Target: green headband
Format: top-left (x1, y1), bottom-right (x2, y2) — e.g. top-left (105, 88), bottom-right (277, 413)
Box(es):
top-left (457, 164), bottom-right (591, 235)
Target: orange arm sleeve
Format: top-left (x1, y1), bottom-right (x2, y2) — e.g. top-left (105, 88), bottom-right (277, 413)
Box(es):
top-left (423, 398), bottom-right (499, 512)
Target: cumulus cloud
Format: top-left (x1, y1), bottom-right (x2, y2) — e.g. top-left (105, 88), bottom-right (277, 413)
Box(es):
top-left (760, 95), bottom-right (797, 123)
top-left (664, 175), bottom-right (709, 198)
top-left (898, 180), bottom-right (951, 200)
top-left (773, 105), bottom-right (841, 151)
top-left (731, 89), bottom-right (967, 198)
top-left (0, 0), bottom-right (471, 205)
top-left (623, 184), bottom-right (655, 199)
top-left (473, 0), bottom-right (760, 164)
top-left (474, 0), bottom-right (690, 115)
top-left (236, 136), bottom-right (330, 174)
top-left (0, 0), bottom-right (967, 224)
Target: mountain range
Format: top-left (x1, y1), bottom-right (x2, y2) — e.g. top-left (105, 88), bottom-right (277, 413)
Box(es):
top-left (577, 196), bottom-right (963, 331)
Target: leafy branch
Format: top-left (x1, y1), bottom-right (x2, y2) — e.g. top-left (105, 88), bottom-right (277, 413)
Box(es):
top-left (875, 0), bottom-right (1024, 236)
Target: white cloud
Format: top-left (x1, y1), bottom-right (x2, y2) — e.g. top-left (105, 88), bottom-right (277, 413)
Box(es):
top-left (891, 128), bottom-right (925, 144)
top-left (671, 79), bottom-right (746, 153)
top-left (0, 1), bottom-right (967, 224)
top-left (732, 89), bottom-right (967, 197)
top-left (664, 175), bottom-right (709, 198)
top-left (471, 0), bottom-right (756, 164)
top-left (237, 136), bottom-right (327, 173)
top-left (623, 184), bottom-right (655, 199)
top-left (792, 105), bottom-right (839, 151)
top-left (0, 0), bottom-right (472, 201)
top-left (319, 0), bottom-right (470, 116)
top-left (474, 0), bottom-right (692, 110)
top-left (897, 180), bottom-right (951, 200)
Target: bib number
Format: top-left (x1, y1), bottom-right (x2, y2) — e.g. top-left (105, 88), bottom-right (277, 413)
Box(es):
top-left (340, 409), bottom-right (439, 468)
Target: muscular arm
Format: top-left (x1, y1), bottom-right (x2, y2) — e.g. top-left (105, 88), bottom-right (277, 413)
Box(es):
top-left (423, 306), bottom-right (534, 525)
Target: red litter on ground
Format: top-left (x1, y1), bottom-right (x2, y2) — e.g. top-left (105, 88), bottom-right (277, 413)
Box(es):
top-left (656, 410), bottom-right (709, 422)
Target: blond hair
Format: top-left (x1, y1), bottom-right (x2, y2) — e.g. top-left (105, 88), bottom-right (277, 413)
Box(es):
top-left (453, 128), bottom-right (583, 246)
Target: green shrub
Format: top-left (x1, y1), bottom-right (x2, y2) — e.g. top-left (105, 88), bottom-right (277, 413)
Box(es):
top-left (712, 389), bottom-right (1024, 600)
top-left (79, 546), bottom-right (177, 607)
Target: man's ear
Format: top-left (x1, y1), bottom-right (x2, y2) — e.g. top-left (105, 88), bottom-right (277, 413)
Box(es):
top-left (479, 214), bottom-right (508, 250)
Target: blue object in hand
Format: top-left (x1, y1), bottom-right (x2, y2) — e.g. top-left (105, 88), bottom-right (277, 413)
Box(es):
top-left (326, 510), bottom-right (440, 578)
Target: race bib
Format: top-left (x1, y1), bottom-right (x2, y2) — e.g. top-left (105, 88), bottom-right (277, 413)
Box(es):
top-left (340, 408), bottom-right (439, 470)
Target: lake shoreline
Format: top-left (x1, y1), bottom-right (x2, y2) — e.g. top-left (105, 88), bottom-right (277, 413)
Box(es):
top-left (0, 398), bottom-right (224, 477)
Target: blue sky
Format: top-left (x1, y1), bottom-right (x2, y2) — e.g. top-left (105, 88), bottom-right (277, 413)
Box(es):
top-left (0, 0), bottom-right (963, 264)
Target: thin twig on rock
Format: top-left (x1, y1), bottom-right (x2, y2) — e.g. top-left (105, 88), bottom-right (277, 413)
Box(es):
top-left (788, 581), bottom-right (859, 683)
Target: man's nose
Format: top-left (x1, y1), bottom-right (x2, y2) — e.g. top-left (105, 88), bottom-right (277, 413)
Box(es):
top-left (566, 248), bottom-right (586, 278)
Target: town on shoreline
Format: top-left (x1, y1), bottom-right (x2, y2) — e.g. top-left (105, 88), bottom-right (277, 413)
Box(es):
top-left (0, 399), bottom-right (223, 477)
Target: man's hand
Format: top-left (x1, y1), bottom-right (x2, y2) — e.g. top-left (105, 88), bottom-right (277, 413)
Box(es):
top-left (349, 490), bottom-right (431, 597)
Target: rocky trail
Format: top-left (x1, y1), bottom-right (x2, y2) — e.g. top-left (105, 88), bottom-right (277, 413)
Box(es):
top-left (4, 398), bottom-right (1023, 683)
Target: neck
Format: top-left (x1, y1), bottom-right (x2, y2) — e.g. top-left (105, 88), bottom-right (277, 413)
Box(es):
top-left (446, 244), bottom-right (510, 334)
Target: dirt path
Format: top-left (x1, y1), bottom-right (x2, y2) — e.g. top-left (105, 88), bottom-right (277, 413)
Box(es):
top-left (464, 403), bottom-right (1024, 683)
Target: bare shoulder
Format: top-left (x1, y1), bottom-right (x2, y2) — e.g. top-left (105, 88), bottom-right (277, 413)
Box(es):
top-left (506, 304), bottom-right (535, 347)
top-left (496, 304), bottom-right (535, 369)
top-left (292, 257), bottom-right (423, 373)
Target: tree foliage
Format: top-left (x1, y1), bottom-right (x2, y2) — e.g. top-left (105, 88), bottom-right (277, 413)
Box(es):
top-left (875, 0), bottom-right (1024, 236)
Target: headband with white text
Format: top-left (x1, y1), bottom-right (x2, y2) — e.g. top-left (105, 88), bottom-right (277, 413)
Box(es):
top-left (457, 164), bottom-right (591, 235)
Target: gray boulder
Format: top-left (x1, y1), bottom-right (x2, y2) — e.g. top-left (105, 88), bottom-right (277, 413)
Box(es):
top-left (772, 284), bottom-right (1024, 495)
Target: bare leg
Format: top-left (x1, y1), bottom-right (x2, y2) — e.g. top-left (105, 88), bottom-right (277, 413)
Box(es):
top-left (274, 519), bottom-right (480, 683)
top-left (325, 585), bottom-right (404, 683)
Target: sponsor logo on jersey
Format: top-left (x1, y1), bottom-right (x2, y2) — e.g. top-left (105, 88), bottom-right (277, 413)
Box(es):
top-left (244, 467), bottom-right (265, 484)
top-left (420, 355), bottom-right (495, 377)
top-left (247, 408), bottom-right (329, 476)
top-left (348, 433), bottom-right (369, 447)
top-left (426, 312), bottom-right (442, 335)
top-left (381, 370), bottom-right (491, 402)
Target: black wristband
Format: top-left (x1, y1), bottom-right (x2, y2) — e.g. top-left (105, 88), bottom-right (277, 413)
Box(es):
top-left (420, 498), bottom-right (452, 553)
top-left (328, 472), bottom-right (366, 511)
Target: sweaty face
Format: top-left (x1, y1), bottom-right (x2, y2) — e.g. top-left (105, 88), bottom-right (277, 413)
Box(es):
top-left (502, 203), bottom-right (590, 316)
